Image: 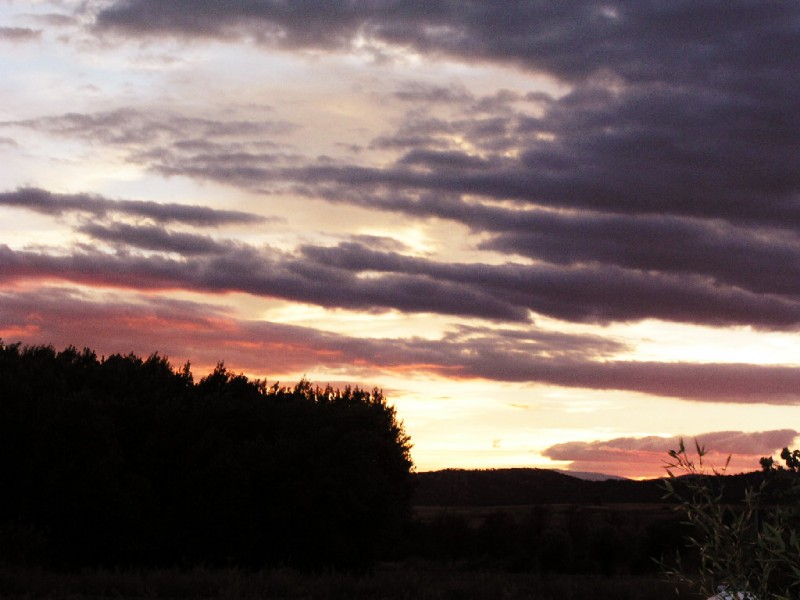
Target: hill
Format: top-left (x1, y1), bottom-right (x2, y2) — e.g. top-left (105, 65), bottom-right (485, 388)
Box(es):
top-left (412, 468), bottom-right (666, 506)
top-left (412, 467), bottom-right (769, 507)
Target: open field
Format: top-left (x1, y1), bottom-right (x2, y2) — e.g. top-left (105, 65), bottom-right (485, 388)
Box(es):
top-left (405, 501), bottom-right (688, 577)
top-left (0, 565), bottom-right (700, 600)
top-left (413, 502), bottom-right (679, 525)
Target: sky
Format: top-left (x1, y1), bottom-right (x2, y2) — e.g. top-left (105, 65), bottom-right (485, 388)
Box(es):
top-left (1, 1), bottom-right (799, 479)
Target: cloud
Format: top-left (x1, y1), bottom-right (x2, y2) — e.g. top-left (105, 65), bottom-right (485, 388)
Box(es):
top-left (10, 3), bottom-right (800, 333)
top-left (300, 242), bottom-right (800, 330)
top-left (90, 3), bottom-right (790, 80)
top-left (85, 3), bottom-right (800, 229)
top-left (373, 338), bottom-right (800, 404)
top-left (0, 187), bottom-right (266, 227)
top-left (0, 285), bottom-right (577, 375)
top-left (323, 191), bottom-right (800, 300)
top-left (9, 108), bottom-right (296, 146)
top-left (27, 13), bottom-right (78, 28)
top-left (392, 81), bottom-right (474, 105)
top-left (94, 1), bottom-right (379, 47)
top-left (0, 244), bottom-right (530, 322)
top-left (281, 92), bottom-right (800, 227)
top-left (477, 211), bottom-right (800, 297)
top-left (6, 204), bottom-right (800, 330)
top-left (77, 222), bottom-right (227, 255)
top-left (0, 27), bottom-right (41, 42)
top-left (2, 286), bottom-right (800, 405)
top-left (3, 109), bottom-right (302, 193)
top-left (543, 430), bottom-right (800, 478)
top-left (546, 430), bottom-right (800, 461)
top-left (0, 287), bottom-right (283, 372)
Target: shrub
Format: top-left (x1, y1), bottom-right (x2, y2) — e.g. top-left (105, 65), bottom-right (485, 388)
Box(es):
top-left (661, 440), bottom-right (800, 600)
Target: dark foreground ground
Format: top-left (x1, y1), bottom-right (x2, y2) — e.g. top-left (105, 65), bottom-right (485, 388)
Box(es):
top-left (0, 565), bottom-right (700, 599)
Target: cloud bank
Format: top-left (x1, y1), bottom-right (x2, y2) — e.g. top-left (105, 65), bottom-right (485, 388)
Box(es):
top-left (3, 285), bottom-right (799, 405)
top-left (0, 188), bottom-right (267, 227)
top-left (544, 429), bottom-right (800, 478)
top-left (6, 2), bottom-right (798, 334)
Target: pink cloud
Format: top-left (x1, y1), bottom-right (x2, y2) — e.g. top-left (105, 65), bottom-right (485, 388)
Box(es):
top-left (544, 430), bottom-right (799, 479)
top-left (3, 285), bottom-right (800, 405)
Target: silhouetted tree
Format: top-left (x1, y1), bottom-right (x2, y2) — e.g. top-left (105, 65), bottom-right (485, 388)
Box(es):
top-left (0, 341), bottom-right (413, 569)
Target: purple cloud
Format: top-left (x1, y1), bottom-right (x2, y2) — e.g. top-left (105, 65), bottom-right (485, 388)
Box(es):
top-left (3, 287), bottom-right (800, 405)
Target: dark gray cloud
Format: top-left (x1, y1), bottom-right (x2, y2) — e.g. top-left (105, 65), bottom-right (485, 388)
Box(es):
top-left (12, 3), bottom-right (800, 331)
top-left (9, 108), bottom-right (295, 146)
top-left (4, 183), bottom-right (800, 331)
top-left (94, 1), bottom-right (387, 47)
top-left (0, 187), bottom-right (266, 227)
top-left (3, 286), bottom-right (800, 405)
top-left (87, 2), bottom-right (800, 228)
top-left (337, 190), bottom-right (800, 300)
top-left (392, 81), bottom-right (474, 105)
top-left (0, 243), bottom-right (529, 322)
top-left (300, 242), bottom-right (800, 329)
top-left (258, 69), bottom-right (800, 231)
top-left (269, 68), bottom-right (799, 232)
top-left (77, 222), bottom-right (227, 255)
top-left (6, 201), bottom-right (800, 329)
top-left (93, 2), bottom-right (797, 87)
top-left (477, 211), bottom-right (800, 297)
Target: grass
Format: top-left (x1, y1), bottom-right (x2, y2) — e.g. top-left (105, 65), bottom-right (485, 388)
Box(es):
top-left (0, 564), bottom-right (701, 599)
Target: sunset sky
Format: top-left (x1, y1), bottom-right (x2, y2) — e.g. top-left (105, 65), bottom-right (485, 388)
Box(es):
top-left (2, 1), bottom-right (799, 479)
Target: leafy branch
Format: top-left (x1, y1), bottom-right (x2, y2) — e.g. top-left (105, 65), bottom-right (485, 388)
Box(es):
top-left (660, 440), bottom-right (800, 600)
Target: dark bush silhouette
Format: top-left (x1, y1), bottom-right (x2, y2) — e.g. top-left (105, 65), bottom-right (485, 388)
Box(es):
top-left (0, 341), bottom-right (414, 569)
top-left (661, 441), bottom-right (800, 598)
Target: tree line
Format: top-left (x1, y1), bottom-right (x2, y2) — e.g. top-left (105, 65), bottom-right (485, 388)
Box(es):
top-left (0, 342), bottom-right (413, 569)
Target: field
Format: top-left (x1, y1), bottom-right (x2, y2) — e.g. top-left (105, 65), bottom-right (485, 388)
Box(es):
top-left (413, 501), bottom-right (679, 526)
top-left (0, 498), bottom-right (699, 598)
top-left (0, 565), bottom-right (699, 599)
top-left (0, 504), bottom-right (698, 599)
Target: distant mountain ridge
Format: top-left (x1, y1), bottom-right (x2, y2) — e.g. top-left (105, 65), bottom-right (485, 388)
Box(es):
top-left (412, 468), bottom-right (663, 506)
top-left (552, 469), bottom-right (628, 482)
top-left (412, 467), bottom-right (763, 507)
